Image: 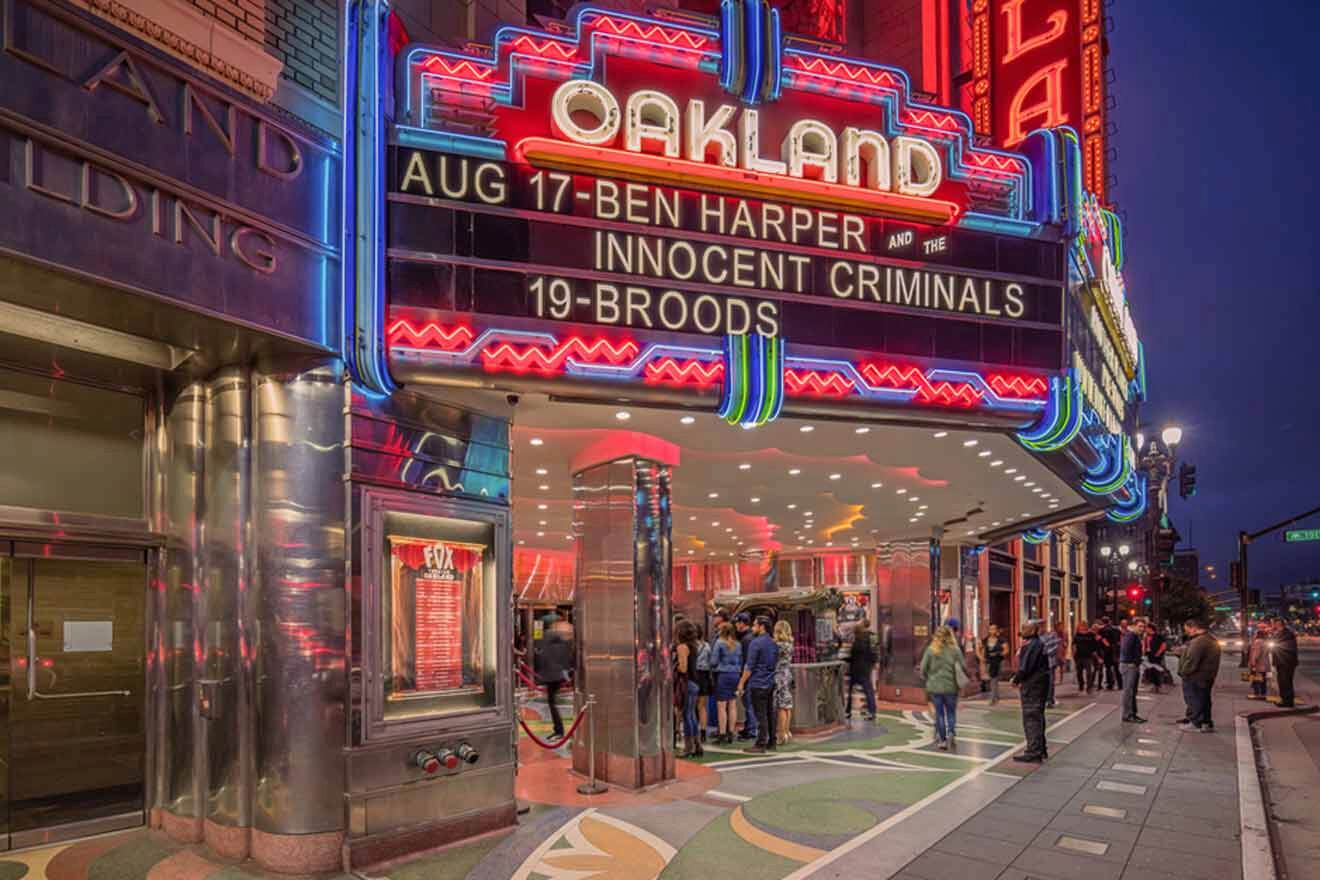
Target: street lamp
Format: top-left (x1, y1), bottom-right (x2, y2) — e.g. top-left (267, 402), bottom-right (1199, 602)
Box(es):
top-left (1119, 543), bottom-right (1131, 558)
top-left (1128, 560), bottom-right (1139, 572)
top-left (1161, 425), bottom-right (1183, 449)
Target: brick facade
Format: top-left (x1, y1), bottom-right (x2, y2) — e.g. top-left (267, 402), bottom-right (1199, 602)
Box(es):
top-left (264, 0), bottom-right (339, 105)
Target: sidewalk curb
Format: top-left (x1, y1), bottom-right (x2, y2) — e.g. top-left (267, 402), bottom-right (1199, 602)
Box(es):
top-left (1238, 667), bottom-right (1319, 880)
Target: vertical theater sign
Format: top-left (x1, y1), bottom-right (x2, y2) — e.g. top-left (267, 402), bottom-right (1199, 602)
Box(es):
top-left (344, 0), bottom-right (1143, 520)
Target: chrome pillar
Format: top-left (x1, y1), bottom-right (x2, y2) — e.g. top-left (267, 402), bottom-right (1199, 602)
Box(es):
top-left (572, 458), bottom-right (673, 789)
top-left (201, 368), bottom-right (255, 854)
top-left (250, 361), bottom-right (346, 865)
top-left (160, 382), bottom-right (208, 837)
top-left (875, 540), bottom-right (935, 694)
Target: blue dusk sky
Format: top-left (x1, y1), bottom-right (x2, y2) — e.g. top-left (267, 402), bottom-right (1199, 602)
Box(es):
top-left (1111, 1), bottom-right (1320, 592)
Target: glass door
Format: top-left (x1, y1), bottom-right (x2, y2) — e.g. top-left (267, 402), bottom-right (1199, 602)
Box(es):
top-left (8, 553), bottom-right (146, 848)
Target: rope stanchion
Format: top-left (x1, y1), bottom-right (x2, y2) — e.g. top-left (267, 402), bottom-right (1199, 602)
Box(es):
top-left (518, 699), bottom-right (588, 750)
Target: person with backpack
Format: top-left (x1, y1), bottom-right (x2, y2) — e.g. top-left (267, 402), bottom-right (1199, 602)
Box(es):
top-left (846, 618), bottom-right (878, 721)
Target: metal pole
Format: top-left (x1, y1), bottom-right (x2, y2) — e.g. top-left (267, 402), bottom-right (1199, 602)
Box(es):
top-left (1238, 532), bottom-right (1249, 668)
top-left (576, 693), bottom-right (607, 796)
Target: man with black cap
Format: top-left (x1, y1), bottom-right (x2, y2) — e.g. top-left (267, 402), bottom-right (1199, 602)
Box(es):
top-left (734, 612), bottom-right (758, 740)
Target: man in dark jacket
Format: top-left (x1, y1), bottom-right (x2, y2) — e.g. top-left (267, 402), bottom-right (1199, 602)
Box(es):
top-left (1271, 618), bottom-right (1300, 708)
top-left (1177, 619), bottom-right (1222, 732)
top-left (1011, 620), bottom-right (1052, 762)
top-left (1120, 618), bottom-right (1147, 723)
top-left (1097, 618), bottom-right (1121, 690)
top-left (535, 614), bottom-right (575, 738)
top-left (734, 613), bottom-right (758, 740)
top-left (1072, 622), bottom-right (1100, 693)
top-left (846, 619), bottom-right (878, 720)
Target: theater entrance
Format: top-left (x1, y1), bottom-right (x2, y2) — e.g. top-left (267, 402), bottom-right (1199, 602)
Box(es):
top-left (0, 549), bottom-right (147, 850)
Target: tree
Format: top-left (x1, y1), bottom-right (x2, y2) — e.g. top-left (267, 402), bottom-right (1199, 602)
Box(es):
top-left (1160, 575), bottom-right (1213, 628)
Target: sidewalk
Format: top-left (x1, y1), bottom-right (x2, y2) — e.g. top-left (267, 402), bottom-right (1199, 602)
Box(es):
top-left (1252, 662), bottom-right (1320, 880)
top-left (888, 660), bottom-right (1257, 880)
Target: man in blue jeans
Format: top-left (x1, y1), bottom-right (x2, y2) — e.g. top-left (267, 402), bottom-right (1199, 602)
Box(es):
top-left (734, 613), bottom-right (757, 740)
top-left (737, 616), bottom-right (779, 753)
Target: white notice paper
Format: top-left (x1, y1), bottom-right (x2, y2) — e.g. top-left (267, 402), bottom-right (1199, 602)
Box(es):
top-left (63, 620), bottom-right (113, 652)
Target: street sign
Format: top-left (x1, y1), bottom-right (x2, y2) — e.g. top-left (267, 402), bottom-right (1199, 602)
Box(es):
top-left (1284, 528), bottom-right (1320, 543)
top-left (1214, 605), bottom-right (1232, 612)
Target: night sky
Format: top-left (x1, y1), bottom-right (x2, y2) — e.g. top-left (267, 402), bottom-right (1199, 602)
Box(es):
top-left (1111, 2), bottom-right (1320, 593)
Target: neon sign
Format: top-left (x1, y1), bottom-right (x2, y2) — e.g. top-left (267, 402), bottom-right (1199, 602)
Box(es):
top-left (972, 1), bottom-right (1108, 202)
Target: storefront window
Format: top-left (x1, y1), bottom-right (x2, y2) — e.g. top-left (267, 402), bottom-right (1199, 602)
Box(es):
top-left (380, 513), bottom-right (499, 720)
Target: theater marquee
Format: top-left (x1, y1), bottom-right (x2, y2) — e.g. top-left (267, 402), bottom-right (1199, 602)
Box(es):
top-left (347, 2), bottom-right (1083, 425)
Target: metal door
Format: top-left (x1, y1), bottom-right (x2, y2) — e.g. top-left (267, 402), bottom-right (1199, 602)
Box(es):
top-left (5, 549), bottom-right (146, 849)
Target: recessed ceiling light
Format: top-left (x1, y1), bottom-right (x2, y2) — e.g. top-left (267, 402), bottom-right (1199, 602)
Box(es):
top-left (908, 496), bottom-right (920, 502)
top-left (788, 503), bottom-right (797, 510)
top-left (804, 511), bottom-right (813, 516)
top-left (800, 425), bottom-right (815, 433)
top-left (689, 515), bottom-right (697, 520)
top-left (919, 504), bottom-right (928, 510)
top-left (896, 488), bottom-right (907, 495)
top-left (725, 527), bottom-right (733, 532)
top-left (536, 531), bottom-right (545, 537)
top-left (829, 473), bottom-right (842, 480)
top-left (615, 410), bottom-right (631, 421)
top-left (537, 503), bottom-right (548, 510)
top-left (1032, 488), bottom-right (1043, 494)
top-left (711, 521), bottom-right (720, 527)
top-left (933, 431), bottom-right (948, 438)
top-left (990, 460), bottom-right (1003, 467)
top-left (962, 439), bottom-right (978, 447)
top-left (680, 416), bottom-right (695, 425)
top-left (1024, 482), bottom-right (1035, 487)
top-left (565, 535), bottom-right (573, 540)
top-left (530, 437), bottom-right (544, 446)
top-left (539, 520), bottom-right (547, 526)
top-left (535, 467), bottom-right (548, 476)
top-left (789, 468), bottom-right (801, 475)
top-left (518, 539), bottom-right (526, 545)
top-left (871, 482), bottom-right (883, 489)
top-left (992, 521), bottom-right (1002, 527)
top-left (855, 427), bottom-right (871, 434)
top-left (751, 497), bottom-right (761, 503)
top-left (807, 540), bottom-right (815, 545)
top-left (539, 484), bottom-right (549, 491)
top-left (978, 450), bottom-right (992, 458)
top-left (909, 517), bottom-right (918, 523)
top-left (1004, 468), bottom-right (1017, 474)
top-left (965, 531), bottom-right (974, 536)
top-left (1014, 475), bottom-right (1026, 482)
top-left (708, 492), bottom-right (719, 499)
top-left (739, 463), bottom-right (751, 470)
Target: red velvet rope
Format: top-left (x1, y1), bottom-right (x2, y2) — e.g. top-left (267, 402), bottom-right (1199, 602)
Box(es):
top-left (518, 703), bottom-right (589, 750)
top-left (516, 663), bottom-right (545, 692)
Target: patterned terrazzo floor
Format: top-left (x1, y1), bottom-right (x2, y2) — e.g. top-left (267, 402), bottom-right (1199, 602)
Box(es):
top-left (0, 688), bottom-right (1085, 880)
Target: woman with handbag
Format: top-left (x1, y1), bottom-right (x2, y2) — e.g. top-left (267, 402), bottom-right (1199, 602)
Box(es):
top-left (920, 625), bottom-right (966, 750)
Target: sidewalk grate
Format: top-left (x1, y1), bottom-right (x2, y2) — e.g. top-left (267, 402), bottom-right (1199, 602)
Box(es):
top-left (1082, 804), bottom-right (1128, 819)
top-left (1056, 834), bottom-right (1110, 855)
top-left (1097, 780), bottom-right (1147, 795)
top-left (1111, 762), bottom-right (1158, 774)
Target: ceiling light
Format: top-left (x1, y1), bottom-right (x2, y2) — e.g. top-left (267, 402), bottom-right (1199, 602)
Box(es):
top-left (518, 539), bottom-right (526, 545)
top-left (978, 450), bottom-right (992, 458)
top-left (826, 542), bottom-right (834, 547)
top-left (804, 511), bottom-right (813, 516)
top-left (908, 496), bottom-right (920, 502)
top-left (962, 439), bottom-right (978, 447)
top-left (789, 468), bottom-right (801, 476)
top-left (1004, 468), bottom-right (1017, 474)
top-left (536, 531), bottom-right (545, 537)
top-left (708, 492), bottom-right (719, 499)
top-left (538, 520), bottom-right (547, 526)
top-left (909, 517), bottom-right (918, 523)
top-left (1023, 482), bottom-right (1035, 487)
top-left (855, 427), bottom-right (871, 434)
top-left (539, 484), bottom-right (549, 491)
top-left (992, 521), bottom-right (1001, 527)
top-left (918, 504), bottom-right (928, 510)
top-left (535, 467), bottom-right (548, 476)
top-left (896, 488), bottom-right (907, 495)
top-left (750, 497), bottom-right (761, 503)
top-left (530, 437), bottom-right (544, 446)
top-left (680, 416), bottom-right (695, 425)
top-left (739, 463), bottom-right (751, 470)
top-left (871, 482), bottom-right (883, 489)
top-left (1014, 475), bottom-right (1026, 482)
top-left (990, 460), bottom-right (1003, 467)
top-left (711, 521), bottom-right (720, 527)
top-left (933, 431), bottom-right (948, 438)
top-left (566, 535), bottom-right (574, 541)
top-left (615, 410), bottom-right (631, 421)
top-left (689, 515), bottom-right (697, 521)
top-left (1032, 488), bottom-right (1043, 494)
top-left (829, 473), bottom-right (842, 480)
top-left (725, 527), bottom-right (733, 532)
top-left (799, 425), bottom-right (815, 433)
top-left (788, 503), bottom-right (797, 510)
top-left (537, 503), bottom-right (548, 510)
top-left (965, 531), bottom-right (974, 536)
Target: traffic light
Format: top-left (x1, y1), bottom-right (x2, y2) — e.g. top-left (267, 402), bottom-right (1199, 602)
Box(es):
top-left (1154, 528), bottom-right (1176, 567)
top-left (1127, 585), bottom-right (1145, 601)
top-left (1178, 462), bottom-right (1198, 499)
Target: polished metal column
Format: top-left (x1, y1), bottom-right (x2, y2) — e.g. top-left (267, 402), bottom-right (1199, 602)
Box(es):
top-left (201, 368), bottom-right (255, 859)
top-left (572, 458), bottom-right (674, 789)
top-left (159, 382), bottom-right (208, 841)
top-left (250, 361), bottom-right (346, 873)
